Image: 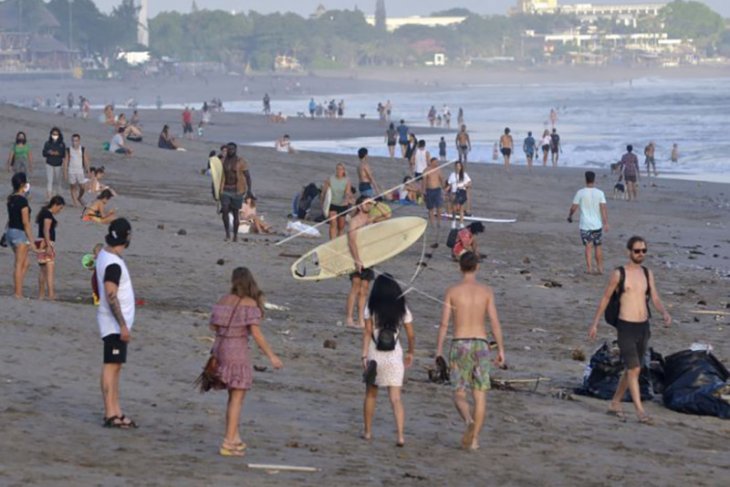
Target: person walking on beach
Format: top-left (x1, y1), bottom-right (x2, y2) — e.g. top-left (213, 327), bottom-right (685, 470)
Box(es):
top-left (540, 129), bottom-right (551, 167)
top-left (439, 137), bottom-right (447, 162)
top-left (347, 196), bottom-right (377, 328)
top-left (63, 134), bottom-right (90, 207)
top-left (550, 128), bottom-right (562, 167)
top-left (361, 273), bottom-right (416, 447)
top-left (411, 140), bottom-right (430, 179)
top-left (308, 98), bottom-right (316, 119)
top-left (436, 251), bottom-right (506, 450)
top-left (457, 107), bottom-right (464, 126)
top-left (322, 162), bottom-right (354, 240)
top-left (455, 125), bottom-right (471, 164)
top-left (619, 145), bottom-right (640, 201)
top-left (499, 127), bottom-right (514, 170)
top-left (357, 148), bottom-right (379, 198)
top-left (6, 173), bottom-right (39, 298)
top-left (42, 127), bottom-right (66, 200)
top-left (220, 143), bottom-right (250, 242)
top-left (424, 157), bottom-right (444, 228)
top-left (7, 131), bottom-right (33, 174)
top-left (263, 93), bottom-right (271, 116)
top-left (385, 123), bottom-right (398, 159)
top-left (97, 218), bottom-right (138, 429)
top-left (208, 267), bottom-right (283, 456)
top-left (588, 236), bottom-right (672, 424)
top-left (670, 143), bottom-right (679, 163)
top-left (182, 107), bottom-right (194, 140)
top-left (644, 142), bottom-right (657, 177)
top-left (397, 120), bottom-right (409, 158)
top-left (36, 196), bottom-right (65, 300)
top-left (523, 131), bottom-right (536, 171)
top-left (447, 161), bottom-right (471, 228)
top-left (404, 133), bottom-right (418, 164)
top-left (568, 171), bottom-right (608, 275)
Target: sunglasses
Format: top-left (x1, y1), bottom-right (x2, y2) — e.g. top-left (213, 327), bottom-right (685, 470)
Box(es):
top-left (632, 248), bottom-right (648, 254)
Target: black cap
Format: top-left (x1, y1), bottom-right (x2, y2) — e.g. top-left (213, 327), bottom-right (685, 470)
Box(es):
top-left (106, 218), bottom-right (132, 246)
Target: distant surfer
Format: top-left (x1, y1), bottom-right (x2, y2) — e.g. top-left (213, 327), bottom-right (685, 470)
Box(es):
top-left (455, 125), bottom-right (471, 164)
top-left (357, 148), bottom-right (379, 198)
top-left (499, 127), bottom-right (513, 170)
top-left (436, 251), bottom-right (506, 450)
top-left (346, 196), bottom-right (377, 328)
top-left (322, 163), bottom-right (354, 240)
top-left (220, 143), bottom-right (250, 242)
top-left (424, 157), bottom-right (444, 228)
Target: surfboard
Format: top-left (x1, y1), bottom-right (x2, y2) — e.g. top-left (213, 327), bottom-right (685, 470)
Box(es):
top-left (291, 216), bottom-right (427, 281)
top-left (292, 193), bottom-right (300, 216)
top-left (440, 213), bottom-right (516, 224)
top-left (209, 156), bottom-right (223, 201)
top-left (322, 188), bottom-right (332, 216)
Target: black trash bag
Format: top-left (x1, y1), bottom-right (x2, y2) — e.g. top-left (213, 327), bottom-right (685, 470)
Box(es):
top-left (662, 350), bottom-right (730, 419)
top-left (574, 341), bottom-right (653, 402)
top-left (648, 348), bottom-right (666, 395)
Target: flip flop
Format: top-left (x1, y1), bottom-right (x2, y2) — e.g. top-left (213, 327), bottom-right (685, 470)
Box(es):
top-left (103, 415), bottom-right (137, 429)
top-left (605, 409), bottom-right (627, 422)
top-left (118, 415), bottom-right (138, 428)
top-left (219, 444), bottom-right (246, 457)
top-left (638, 414), bottom-right (654, 425)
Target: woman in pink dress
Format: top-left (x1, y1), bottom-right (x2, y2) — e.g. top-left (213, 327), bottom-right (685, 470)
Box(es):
top-left (209, 267), bottom-right (283, 456)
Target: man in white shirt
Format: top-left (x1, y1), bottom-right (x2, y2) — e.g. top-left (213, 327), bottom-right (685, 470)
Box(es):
top-left (96, 218), bottom-right (137, 428)
top-left (568, 171), bottom-right (609, 274)
top-left (109, 127), bottom-right (132, 156)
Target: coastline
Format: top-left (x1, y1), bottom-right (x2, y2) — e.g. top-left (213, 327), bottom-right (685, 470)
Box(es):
top-left (1, 103), bottom-right (729, 485)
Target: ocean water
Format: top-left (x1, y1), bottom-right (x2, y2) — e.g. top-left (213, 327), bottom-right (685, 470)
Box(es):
top-left (229, 77), bottom-right (730, 179)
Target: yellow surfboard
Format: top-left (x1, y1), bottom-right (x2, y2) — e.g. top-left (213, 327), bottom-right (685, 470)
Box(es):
top-left (209, 156), bottom-right (223, 201)
top-left (291, 217), bottom-right (427, 281)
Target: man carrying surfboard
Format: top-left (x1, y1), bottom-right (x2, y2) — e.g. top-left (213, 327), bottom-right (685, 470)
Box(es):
top-left (346, 196), bottom-right (377, 328)
top-left (436, 251), bottom-right (506, 450)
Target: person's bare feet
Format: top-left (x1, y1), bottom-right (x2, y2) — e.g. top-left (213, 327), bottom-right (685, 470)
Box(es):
top-left (461, 421), bottom-right (476, 450)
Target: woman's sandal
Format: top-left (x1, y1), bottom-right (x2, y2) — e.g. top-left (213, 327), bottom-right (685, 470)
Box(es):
top-left (605, 409), bottom-right (627, 422)
top-left (638, 414), bottom-right (655, 425)
top-left (103, 415), bottom-right (138, 429)
top-left (219, 440), bottom-right (246, 457)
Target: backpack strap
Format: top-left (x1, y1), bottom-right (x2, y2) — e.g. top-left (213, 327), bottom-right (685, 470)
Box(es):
top-left (641, 266), bottom-right (650, 297)
top-left (617, 266), bottom-right (625, 294)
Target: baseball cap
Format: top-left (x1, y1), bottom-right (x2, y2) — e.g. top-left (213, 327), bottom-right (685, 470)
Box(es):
top-left (106, 218), bottom-right (132, 246)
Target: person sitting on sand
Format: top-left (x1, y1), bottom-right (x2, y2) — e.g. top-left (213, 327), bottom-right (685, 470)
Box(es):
top-left (361, 273), bottom-right (416, 447)
top-left (452, 222), bottom-right (484, 261)
top-left (270, 112), bottom-right (287, 123)
top-left (85, 166), bottom-right (115, 197)
top-left (115, 113), bottom-right (143, 142)
top-left (436, 251), bottom-right (506, 451)
top-left (103, 105), bottom-right (115, 125)
top-left (158, 125), bottom-right (179, 150)
top-left (275, 135), bottom-right (295, 153)
top-left (207, 267), bottom-right (283, 456)
top-left (109, 127), bottom-right (132, 157)
top-left (396, 177), bottom-right (419, 204)
top-left (82, 189), bottom-right (117, 224)
top-left (239, 195), bottom-right (272, 234)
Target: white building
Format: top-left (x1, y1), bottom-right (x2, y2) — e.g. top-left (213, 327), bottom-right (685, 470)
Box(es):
top-left (517, 1), bottom-right (667, 26)
top-left (364, 15), bottom-right (466, 32)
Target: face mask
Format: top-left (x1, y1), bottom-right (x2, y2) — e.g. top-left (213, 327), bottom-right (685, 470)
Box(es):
top-left (51, 135), bottom-right (59, 141)
top-left (17, 139), bottom-right (25, 144)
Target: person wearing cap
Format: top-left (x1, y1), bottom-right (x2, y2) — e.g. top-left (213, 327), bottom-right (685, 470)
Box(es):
top-left (96, 218), bottom-right (138, 428)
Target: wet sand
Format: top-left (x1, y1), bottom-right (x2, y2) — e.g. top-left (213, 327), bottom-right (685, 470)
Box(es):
top-left (0, 103), bottom-right (729, 486)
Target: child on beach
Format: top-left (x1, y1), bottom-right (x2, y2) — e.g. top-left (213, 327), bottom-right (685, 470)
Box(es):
top-left (82, 243), bottom-right (104, 305)
top-left (207, 267), bottom-right (283, 456)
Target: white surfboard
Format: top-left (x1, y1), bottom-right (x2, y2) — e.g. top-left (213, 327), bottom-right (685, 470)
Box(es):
top-left (322, 187), bottom-right (332, 216)
top-left (440, 213), bottom-right (516, 224)
top-left (292, 217), bottom-right (427, 281)
top-left (209, 156), bottom-right (223, 201)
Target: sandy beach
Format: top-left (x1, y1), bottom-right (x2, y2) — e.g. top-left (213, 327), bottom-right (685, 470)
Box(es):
top-left (0, 95), bottom-right (729, 486)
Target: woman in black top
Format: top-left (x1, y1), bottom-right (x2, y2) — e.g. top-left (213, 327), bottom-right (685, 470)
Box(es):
top-left (36, 195), bottom-right (65, 300)
top-left (5, 172), bottom-right (37, 298)
top-left (42, 127), bottom-right (66, 199)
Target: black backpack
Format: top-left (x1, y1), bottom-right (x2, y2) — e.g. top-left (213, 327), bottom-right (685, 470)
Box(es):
top-left (374, 327), bottom-right (398, 352)
top-left (604, 266), bottom-right (651, 327)
top-left (446, 228), bottom-right (459, 249)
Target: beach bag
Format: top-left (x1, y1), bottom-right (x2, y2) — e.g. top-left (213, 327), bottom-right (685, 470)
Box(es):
top-left (195, 299), bottom-right (241, 392)
top-left (374, 328), bottom-right (398, 352)
top-left (604, 266), bottom-right (650, 327)
top-left (446, 228), bottom-right (459, 249)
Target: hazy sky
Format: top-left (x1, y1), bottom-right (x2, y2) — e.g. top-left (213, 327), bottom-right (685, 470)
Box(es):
top-left (93, 1), bottom-right (730, 18)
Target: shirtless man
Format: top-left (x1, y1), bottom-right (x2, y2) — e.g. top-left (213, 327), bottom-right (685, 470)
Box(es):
top-left (589, 236), bottom-right (671, 424)
top-left (346, 196), bottom-right (377, 328)
top-left (436, 251), bottom-right (505, 450)
top-left (455, 125), bottom-right (471, 164)
top-left (423, 157), bottom-right (444, 228)
top-left (644, 142), bottom-right (656, 177)
top-left (499, 127), bottom-right (514, 170)
top-left (357, 148), bottom-right (379, 198)
top-left (219, 143), bottom-right (251, 242)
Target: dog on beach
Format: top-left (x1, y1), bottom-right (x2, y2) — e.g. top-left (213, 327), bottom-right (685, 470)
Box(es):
top-left (613, 181), bottom-right (627, 200)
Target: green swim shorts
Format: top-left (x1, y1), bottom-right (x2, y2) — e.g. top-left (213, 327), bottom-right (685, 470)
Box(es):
top-left (449, 338), bottom-right (491, 391)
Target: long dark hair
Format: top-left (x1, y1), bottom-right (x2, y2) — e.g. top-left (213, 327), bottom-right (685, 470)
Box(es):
top-left (37, 196), bottom-right (65, 223)
top-left (15, 131), bottom-right (27, 145)
top-left (48, 127), bottom-right (63, 143)
top-left (455, 161), bottom-right (465, 182)
top-left (9, 172), bottom-right (27, 202)
top-left (230, 267), bottom-right (265, 314)
top-left (368, 273), bottom-right (406, 331)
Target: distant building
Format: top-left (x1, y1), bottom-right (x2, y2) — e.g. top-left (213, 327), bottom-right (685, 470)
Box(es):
top-left (310, 4), bottom-right (328, 19)
top-left (517, 1), bottom-right (667, 26)
top-left (364, 15), bottom-right (466, 32)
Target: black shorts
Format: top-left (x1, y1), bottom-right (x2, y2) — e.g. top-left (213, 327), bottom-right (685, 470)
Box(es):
top-left (500, 148), bottom-right (512, 156)
top-left (220, 191), bottom-right (244, 210)
top-left (183, 122), bottom-right (193, 134)
top-left (103, 334), bottom-right (128, 364)
top-left (350, 268), bottom-right (375, 281)
top-left (616, 320), bottom-right (650, 369)
top-left (329, 204), bottom-right (349, 216)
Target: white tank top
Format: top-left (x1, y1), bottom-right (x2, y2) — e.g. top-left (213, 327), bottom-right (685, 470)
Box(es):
top-left (68, 146), bottom-right (84, 173)
top-left (96, 249), bottom-right (136, 338)
top-left (414, 148), bottom-right (428, 174)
